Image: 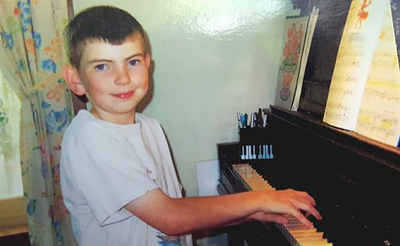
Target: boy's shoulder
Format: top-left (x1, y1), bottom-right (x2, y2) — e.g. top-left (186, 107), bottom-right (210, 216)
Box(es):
top-left (68, 110), bottom-right (99, 128)
top-left (136, 112), bottom-right (159, 125)
top-left (63, 110), bottom-right (105, 139)
top-left (136, 113), bottom-right (165, 134)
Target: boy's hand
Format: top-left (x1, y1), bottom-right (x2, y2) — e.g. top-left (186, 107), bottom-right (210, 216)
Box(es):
top-left (255, 189), bottom-right (322, 227)
top-left (247, 211), bottom-right (290, 224)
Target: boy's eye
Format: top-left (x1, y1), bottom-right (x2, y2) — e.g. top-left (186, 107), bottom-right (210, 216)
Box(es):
top-left (128, 59), bottom-right (140, 66)
top-left (95, 64), bottom-right (108, 71)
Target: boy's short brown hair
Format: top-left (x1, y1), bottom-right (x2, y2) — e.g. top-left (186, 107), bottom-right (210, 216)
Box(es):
top-left (64, 5), bottom-right (147, 69)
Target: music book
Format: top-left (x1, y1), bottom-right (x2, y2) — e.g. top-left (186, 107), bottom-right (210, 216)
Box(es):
top-left (291, 7), bottom-right (319, 111)
top-left (323, 0), bottom-right (400, 147)
top-left (274, 8), bottom-right (319, 111)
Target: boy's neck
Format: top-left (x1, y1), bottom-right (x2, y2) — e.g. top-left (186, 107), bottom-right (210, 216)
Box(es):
top-left (89, 108), bottom-right (136, 125)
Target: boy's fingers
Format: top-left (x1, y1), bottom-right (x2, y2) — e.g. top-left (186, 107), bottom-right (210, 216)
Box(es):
top-left (296, 203), bottom-right (322, 221)
top-left (263, 214), bottom-right (289, 225)
top-left (292, 192), bottom-right (322, 221)
top-left (285, 194), bottom-right (322, 227)
top-left (296, 191), bottom-right (316, 205)
top-left (290, 210), bottom-right (313, 228)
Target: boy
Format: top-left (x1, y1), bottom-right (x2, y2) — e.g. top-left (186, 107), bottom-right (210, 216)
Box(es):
top-left (60, 5), bottom-right (322, 246)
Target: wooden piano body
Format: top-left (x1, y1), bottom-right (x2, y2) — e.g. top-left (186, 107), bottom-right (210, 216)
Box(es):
top-left (217, 106), bottom-right (400, 246)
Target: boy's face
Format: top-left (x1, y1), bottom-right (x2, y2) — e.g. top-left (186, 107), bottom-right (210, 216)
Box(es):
top-left (69, 34), bottom-right (150, 124)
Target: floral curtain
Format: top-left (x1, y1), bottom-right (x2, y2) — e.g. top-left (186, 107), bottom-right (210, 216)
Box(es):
top-left (0, 0), bottom-right (77, 245)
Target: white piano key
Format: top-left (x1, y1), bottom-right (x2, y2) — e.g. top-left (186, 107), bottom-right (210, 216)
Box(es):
top-left (241, 145), bottom-right (246, 160)
top-left (269, 144), bottom-right (274, 159)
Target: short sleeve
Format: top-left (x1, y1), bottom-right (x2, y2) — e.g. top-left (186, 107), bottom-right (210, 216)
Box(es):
top-left (62, 123), bottom-right (158, 226)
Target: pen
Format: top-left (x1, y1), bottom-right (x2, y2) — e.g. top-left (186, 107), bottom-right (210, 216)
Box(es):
top-left (258, 108), bottom-right (263, 127)
top-left (237, 112), bottom-right (242, 128)
top-left (263, 114), bottom-right (268, 127)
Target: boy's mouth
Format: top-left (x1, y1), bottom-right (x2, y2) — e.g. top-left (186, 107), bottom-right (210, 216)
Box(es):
top-left (112, 91), bottom-right (134, 99)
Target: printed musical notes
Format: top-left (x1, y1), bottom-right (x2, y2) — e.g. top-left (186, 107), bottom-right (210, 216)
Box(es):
top-left (324, 102), bottom-right (351, 122)
top-left (323, 0), bottom-right (400, 147)
top-left (335, 46), bottom-right (364, 68)
top-left (357, 109), bottom-right (399, 139)
top-left (364, 85), bottom-right (400, 103)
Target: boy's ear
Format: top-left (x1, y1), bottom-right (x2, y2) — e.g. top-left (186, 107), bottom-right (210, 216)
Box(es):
top-left (145, 53), bottom-right (151, 69)
top-left (62, 65), bottom-right (86, 96)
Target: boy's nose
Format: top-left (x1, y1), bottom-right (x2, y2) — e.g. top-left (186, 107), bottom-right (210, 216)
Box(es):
top-left (115, 67), bottom-right (130, 85)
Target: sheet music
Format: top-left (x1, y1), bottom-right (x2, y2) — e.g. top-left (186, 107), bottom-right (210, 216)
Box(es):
top-left (356, 1), bottom-right (400, 146)
top-left (323, 0), bottom-right (386, 130)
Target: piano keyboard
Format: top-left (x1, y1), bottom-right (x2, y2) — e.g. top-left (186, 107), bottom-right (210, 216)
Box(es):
top-left (232, 163), bottom-right (333, 246)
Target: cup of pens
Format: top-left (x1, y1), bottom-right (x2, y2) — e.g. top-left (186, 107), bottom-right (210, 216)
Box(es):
top-left (237, 109), bottom-right (274, 160)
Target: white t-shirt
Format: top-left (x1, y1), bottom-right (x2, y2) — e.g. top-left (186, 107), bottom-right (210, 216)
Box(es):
top-left (60, 110), bottom-right (192, 246)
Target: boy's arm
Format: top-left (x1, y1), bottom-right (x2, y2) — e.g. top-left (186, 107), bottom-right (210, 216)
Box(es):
top-left (124, 188), bottom-right (321, 236)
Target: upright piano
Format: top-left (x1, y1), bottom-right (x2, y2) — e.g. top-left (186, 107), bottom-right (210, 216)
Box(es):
top-left (217, 106), bottom-right (400, 246)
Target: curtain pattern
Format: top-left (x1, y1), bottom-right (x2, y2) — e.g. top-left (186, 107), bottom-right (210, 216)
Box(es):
top-left (0, 0), bottom-right (76, 245)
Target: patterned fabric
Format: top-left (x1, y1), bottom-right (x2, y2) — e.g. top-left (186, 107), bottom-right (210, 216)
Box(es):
top-left (0, 0), bottom-right (77, 245)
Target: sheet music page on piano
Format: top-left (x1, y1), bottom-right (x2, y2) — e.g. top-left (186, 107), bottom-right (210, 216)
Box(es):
top-left (323, 0), bottom-right (386, 130)
top-left (355, 1), bottom-right (400, 146)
